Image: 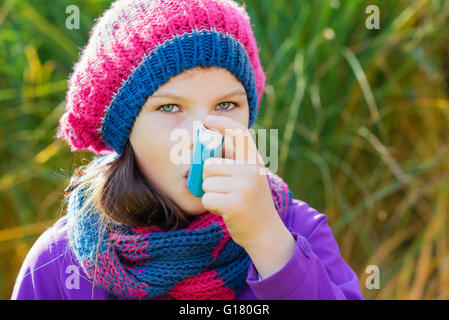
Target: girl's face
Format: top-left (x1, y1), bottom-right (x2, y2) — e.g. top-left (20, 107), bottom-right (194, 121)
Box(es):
top-left (129, 66), bottom-right (250, 215)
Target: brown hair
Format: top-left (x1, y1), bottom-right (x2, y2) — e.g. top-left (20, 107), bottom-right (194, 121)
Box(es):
top-left (63, 140), bottom-right (197, 232)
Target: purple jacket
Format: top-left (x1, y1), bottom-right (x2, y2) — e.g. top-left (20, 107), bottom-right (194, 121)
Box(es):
top-left (11, 198), bottom-right (363, 300)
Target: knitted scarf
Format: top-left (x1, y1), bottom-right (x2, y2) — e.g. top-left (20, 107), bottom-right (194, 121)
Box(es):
top-left (66, 153), bottom-right (293, 300)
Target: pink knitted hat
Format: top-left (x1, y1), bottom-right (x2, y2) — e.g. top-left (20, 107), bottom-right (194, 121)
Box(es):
top-left (56, 0), bottom-right (266, 155)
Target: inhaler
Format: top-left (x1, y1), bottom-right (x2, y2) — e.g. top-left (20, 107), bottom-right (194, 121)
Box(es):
top-left (186, 123), bottom-right (224, 197)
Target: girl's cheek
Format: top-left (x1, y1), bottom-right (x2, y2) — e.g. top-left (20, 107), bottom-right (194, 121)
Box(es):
top-left (161, 116), bottom-right (190, 141)
top-left (151, 112), bottom-right (183, 129)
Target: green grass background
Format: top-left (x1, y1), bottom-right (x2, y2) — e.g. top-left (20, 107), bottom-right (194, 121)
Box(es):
top-left (1, 0), bottom-right (448, 299)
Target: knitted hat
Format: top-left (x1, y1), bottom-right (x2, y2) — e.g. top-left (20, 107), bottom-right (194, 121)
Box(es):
top-left (56, 0), bottom-right (266, 155)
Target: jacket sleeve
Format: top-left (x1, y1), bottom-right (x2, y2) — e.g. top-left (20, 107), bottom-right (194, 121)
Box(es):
top-left (246, 199), bottom-right (363, 300)
top-left (11, 226), bottom-right (65, 300)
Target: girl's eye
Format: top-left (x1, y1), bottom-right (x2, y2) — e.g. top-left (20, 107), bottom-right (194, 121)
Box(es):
top-left (157, 102), bottom-right (238, 113)
top-left (157, 104), bottom-right (180, 113)
top-left (216, 102), bottom-right (238, 111)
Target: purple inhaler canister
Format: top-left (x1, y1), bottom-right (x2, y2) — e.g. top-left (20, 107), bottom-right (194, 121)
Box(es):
top-left (186, 123), bottom-right (224, 197)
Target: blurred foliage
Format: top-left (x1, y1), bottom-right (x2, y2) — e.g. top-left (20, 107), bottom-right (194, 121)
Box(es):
top-left (1, 0), bottom-right (448, 299)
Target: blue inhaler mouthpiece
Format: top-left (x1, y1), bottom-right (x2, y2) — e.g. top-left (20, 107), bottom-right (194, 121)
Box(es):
top-left (186, 123), bottom-right (224, 197)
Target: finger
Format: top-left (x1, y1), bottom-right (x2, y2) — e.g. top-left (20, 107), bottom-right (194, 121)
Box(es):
top-left (203, 157), bottom-right (244, 179)
top-left (204, 115), bottom-right (252, 161)
top-left (202, 176), bottom-right (235, 193)
top-left (222, 134), bottom-right (236, 159)
top-left (204, 115), bottom-right (247, 137)
top-left (220, 133), bottom-right (264, 167)
top-left (201, 192), bottom-right (229, 217)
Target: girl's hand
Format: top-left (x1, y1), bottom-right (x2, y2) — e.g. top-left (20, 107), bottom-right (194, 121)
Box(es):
top-left (201, 115), bottom-right (280, 249)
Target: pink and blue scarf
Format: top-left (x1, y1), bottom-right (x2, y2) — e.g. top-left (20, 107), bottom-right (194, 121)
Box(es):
top-left (66, 154), bottom-right (292, 300)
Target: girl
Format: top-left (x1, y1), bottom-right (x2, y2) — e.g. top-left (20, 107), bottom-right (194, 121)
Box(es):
top-left (12, 0), bottom-right (363, 300)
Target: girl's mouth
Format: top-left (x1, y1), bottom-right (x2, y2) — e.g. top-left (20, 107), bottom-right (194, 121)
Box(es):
top-left (183, 172), bottom-right (189, 187)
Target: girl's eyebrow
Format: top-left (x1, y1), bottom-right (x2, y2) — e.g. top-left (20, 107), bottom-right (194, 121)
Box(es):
top-left (148, 88), bottom-right (247, 101)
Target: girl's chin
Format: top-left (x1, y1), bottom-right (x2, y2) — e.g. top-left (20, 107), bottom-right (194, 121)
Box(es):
top-left (178, 197), bottom-right (207, 215)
